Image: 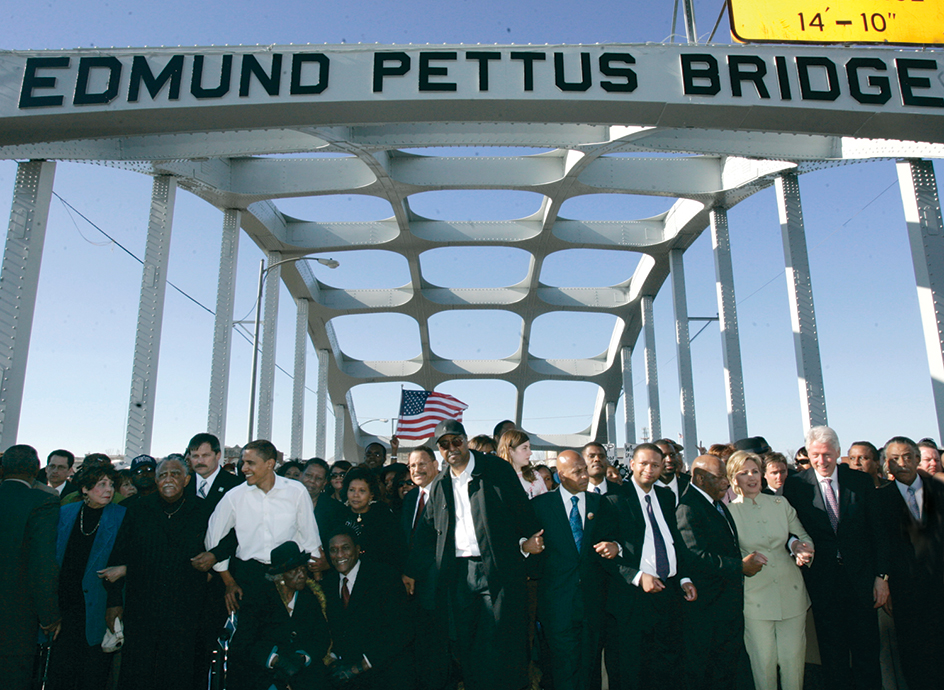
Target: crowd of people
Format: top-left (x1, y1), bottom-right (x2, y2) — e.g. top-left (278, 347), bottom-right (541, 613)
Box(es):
top-left (1, 420), bottom-right (942, 690)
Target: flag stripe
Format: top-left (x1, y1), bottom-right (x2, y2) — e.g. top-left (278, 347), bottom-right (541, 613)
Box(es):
top-left (395, 390), bottom-right (468, 440)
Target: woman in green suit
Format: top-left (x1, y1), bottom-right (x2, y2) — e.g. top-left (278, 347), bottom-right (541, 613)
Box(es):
top-left (726, 451), bottom-right (815, 690)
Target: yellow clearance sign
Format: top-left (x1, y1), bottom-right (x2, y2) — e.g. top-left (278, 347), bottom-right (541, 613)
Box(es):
top-left (729, 0), bottom-right (944, 45)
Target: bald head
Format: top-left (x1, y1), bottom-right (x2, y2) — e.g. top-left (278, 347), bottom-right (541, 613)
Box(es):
top-left (556, 450), bottom-right (589, 494)
top-left (691, 454), bottom-right (730, 501)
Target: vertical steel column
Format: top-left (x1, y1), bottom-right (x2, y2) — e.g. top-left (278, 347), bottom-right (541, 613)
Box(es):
top-left (334, 403), bottom-right (345, 462)
top-left (0, 161), bottom-right (56, 451)
top-left (897, 160), bottom-right (944, 442)
top-left (315, 349), bottom-right (328, 459)
top-left (605, 401), bottom-right (617, 445)
top-left (776, 173), bottom-right (828, 432)
top-left (290, 298), bottom-right (309, 459)
top-left (621, 347), bottom-right (636, 446)
top-left (256, 250), bottom-right (281, 441)
top-left (207, 209), bottom-right (240, 445)
top-left (641, 296), bottom-right (662, 441)
top-left (710, 207), bottom-right (748, 441)
top-left (669, 249), bottom-right (698, 461)
top-left (125, 176), bottom-right (176, 458)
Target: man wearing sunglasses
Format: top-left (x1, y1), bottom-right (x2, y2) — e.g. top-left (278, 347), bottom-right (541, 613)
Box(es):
top-left (404, 419), bottom-right (543, 690)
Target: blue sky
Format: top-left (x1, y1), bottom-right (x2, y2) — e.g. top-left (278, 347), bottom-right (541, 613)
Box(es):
top-left (1, 0), bottom-right (942, 461)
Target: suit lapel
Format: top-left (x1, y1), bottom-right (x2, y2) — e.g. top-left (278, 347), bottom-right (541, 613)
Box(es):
top-left (582, 491), bottom-right (601, 555)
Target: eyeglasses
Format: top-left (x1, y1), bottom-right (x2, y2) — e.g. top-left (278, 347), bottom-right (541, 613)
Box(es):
top-left (438, 437), bottom-right (465, 450)
top-left (330, 471), bottom-right (346, 478)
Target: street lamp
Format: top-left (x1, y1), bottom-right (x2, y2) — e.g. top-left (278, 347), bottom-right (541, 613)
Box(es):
top-left (246, 255), bottom-right (338, 441)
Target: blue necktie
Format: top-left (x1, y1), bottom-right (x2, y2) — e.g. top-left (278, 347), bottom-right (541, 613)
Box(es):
top-left (906, 486), bottom-right (921, 521)
top-left (569, 495), bottom-right (583, 552)
top-left (646, 494), bottom-right (670, 581)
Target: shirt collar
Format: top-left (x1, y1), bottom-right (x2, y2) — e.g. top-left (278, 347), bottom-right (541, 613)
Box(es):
top-left (896, 474), bottom-right (923, 492)
top-left (691, 483), bottom-right (716, 505)
top-left (450, 454), bottom-right (475, 481)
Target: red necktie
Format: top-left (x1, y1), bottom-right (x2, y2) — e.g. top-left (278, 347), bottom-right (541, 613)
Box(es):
top-left (413, 491), bottom-right (426, 532)
top-left (342, 577), bottom-right (351, 608)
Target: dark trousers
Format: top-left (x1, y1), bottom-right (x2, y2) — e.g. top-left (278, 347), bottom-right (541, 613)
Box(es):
top-left (450, 557), bottom-right (528, 690)
top-left (411, 600), bottom-right (453, 690)
top-left (891, 589), bottom-right (944, 690)
top-left (808, 568), bottom-right (880, 690)
top-left (683, 594), bottom-right (744, 690)
top-left (226, 558), bottom-right (271, 690)
top-left (541, 612), bottom-right (600, 690)
top-left (118, 625), bottom-right (197, 690)
top-left (46, 607), bottom-right (112, 690)
top-left (616, 582), bottom-right (685, 690)
top-left (0, 654), bottom-right (34, 690)
top-left (192, 575), bottom-right (228, 690)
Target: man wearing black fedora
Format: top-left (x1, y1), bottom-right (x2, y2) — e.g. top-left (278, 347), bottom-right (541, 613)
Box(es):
top-left (234, 541), bottom-right (331, 690)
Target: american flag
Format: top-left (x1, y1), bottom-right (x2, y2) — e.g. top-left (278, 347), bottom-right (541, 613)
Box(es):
top-left (395, 390), bottom-right (468, 440)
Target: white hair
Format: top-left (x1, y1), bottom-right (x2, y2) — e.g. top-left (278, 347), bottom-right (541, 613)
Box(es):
top-left (805, 426), bottom-right (841, 454)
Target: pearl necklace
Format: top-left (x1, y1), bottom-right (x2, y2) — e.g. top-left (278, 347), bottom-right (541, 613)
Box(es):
top-left (79, 504), bottom-right (100, 536)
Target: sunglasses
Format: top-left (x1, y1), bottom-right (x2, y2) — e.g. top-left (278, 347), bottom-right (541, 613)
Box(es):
top-left (437, 437), bottom-right (465, 450)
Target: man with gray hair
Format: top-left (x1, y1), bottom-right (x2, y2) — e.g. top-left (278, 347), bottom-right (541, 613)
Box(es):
top-left (782, 426), bottom-right (889, 690)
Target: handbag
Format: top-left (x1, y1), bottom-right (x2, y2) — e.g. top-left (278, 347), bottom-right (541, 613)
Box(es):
top-left (102, 617), bottom-right (124, 653)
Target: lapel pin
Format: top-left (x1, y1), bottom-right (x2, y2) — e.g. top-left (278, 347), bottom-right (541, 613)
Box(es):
top-left (587, 512), bottom-right (595, 520)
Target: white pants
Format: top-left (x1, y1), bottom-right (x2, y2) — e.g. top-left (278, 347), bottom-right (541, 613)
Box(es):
top-left (743, 612), bottom-right (807, 690)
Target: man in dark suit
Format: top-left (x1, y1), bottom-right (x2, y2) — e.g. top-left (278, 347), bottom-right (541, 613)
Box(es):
top-left (873, 436), bottom-right (944, 690)
top-left (0, 445), bottom-right (61, 689)
top-left (677, 454), bottom-right (758, 690)
top-left (531, 450), bottom-right (618, 690)
top-left (608, 443), bottom-right (698, 690)
top-left (781, 426), bottom-right (889, 690)
top-left (324, 528), bottom-right (413, 690)
top-left (401, 445), bottom-right (451, 690)
top-left (404, 419), bottom-right (543, 690)
top-left (44, 449), bottom-right (77, 497)
top-left (583, 442), bottom-right (621, 496)
top-left (184, 432), bottom-right (242, 690)
top-left (655, 439), bottom-right (691, 506)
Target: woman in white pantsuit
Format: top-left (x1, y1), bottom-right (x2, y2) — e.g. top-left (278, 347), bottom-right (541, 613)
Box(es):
top-left (726, 451), bottom-right (815, 690)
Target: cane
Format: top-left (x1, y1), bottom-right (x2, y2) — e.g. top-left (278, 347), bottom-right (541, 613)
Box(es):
top-left (37, 632), bottom-right (53, 690)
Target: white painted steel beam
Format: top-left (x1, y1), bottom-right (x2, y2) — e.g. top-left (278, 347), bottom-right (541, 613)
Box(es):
top-left (291, 297), bottom-right (309, 459)
top-left (777, 173), bottom-right (828, 433)
top-left (641, 296), bottom-right (661, 442)
top-left (256, 250), bottom-right (281, 441)
top-left (897, 160), bottom-right (944, 444)
top-left (0, 161), bottom-right (55, 451)
top-left (710, 207), bottom-right (748, 442)
top-left (207, 209), bottom-right (240, 445)
top-left (125, 176), bottom-right (176, 458)
top-left (669, 249), bottom-right (698, 462)
top-left (621, 347), bottom-right (636, 449)
top-left (315, 349), bottom-right (328, 459)
top-left (334, 402), bottom-right (345, 462)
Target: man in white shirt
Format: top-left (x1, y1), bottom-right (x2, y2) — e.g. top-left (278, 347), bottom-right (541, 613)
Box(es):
top-left (404, 419), bottom-right (543, 690)
top-left (655, 439), bottom-right (690, 506)
top-left (608, 443), bottom-right (697, 690)
top-left (204, 439), bottom-right (324, 690)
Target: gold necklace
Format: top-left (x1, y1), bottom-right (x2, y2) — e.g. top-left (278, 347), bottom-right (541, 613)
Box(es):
top-left (162, 497), bottom-right (186, 519)
top-left (79, 504), bottom-right (99, 536)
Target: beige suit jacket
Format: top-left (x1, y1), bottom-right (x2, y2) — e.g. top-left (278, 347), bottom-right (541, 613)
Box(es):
top-left (729, 493), bottom-right (812, 621)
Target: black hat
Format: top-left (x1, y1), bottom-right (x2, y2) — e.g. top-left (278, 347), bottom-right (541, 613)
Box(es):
top-left (130, 454), bottom-right (156, 471)
top-left (733, 436), bottom-right (771, 455)
top-left (434, 419), bottom-right (467, 443)
top-left (267, 541), bottom-right (310, 576)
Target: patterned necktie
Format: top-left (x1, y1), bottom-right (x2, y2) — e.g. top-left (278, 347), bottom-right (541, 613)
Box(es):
top-left (198, 481), bottom-right (207, 498)
top-left (593, 486), bottom-right (602, 495)
top-left (569, 495), bottom-right (583, 552)
top-left (341, 577), bottom-right (351, 608)
top-left (646, 494), bottom-right (670, 581)
top-left (413, 490), bottom-right (426, 532)
top-left (906, 486), bottom-right (921, 521)
top-left (823, 478), bottom-right (840, 532)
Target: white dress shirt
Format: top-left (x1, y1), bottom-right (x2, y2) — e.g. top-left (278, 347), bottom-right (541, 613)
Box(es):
top-left (817, 468), bottom-right (840, 517)
top-left (659, 475), bottom-right (681, 504)
top-left (629, 479), bottom-right (682, 585)
top-left (206, 474), bottom-right (321, 571)
top-left (558, 485), bottom-right (586, 525)
top-left (340, 560), bottom-right (362, 597)
top-left (196, 465), bottom-right (222, 498)
top-left (588, 478), bottom-right (610, 495)
top-left (411, 485), bottom-right (431, 529)
top-left (452, 455), bottom-right (482, 557)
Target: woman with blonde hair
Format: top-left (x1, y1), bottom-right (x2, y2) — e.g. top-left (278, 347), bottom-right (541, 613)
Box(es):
top-left (497, 429), bottom-right (547, 499)
top-left (726, 450), bottom-right (815, 690)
